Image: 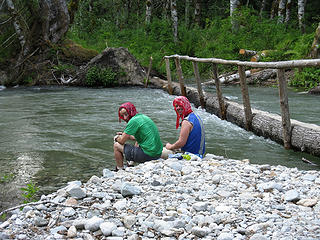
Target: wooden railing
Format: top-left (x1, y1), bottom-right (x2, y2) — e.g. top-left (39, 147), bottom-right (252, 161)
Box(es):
top-left (163, 55), bottom-right (320, 150)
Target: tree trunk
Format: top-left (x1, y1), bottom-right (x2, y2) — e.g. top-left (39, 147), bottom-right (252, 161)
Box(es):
top-left (285, 0), bottom-right (292, 24)
top-left (194, 0), bottom-right (201, 27)
top-left (185, 0), bottom-right (190, 28)
top-left (145, 0), bottom-right (152, 25)
top-left (163, 0), bottom-right (170, 20)
top-left (230, 0), bottom-right (240, 32)
top-left (270, 0), bottom-right (280, 19)
top-left (4, 0), bottom-right (70, 85)
top-left (309, 22), bottom-right (320, 59)
top-left (298, 0), bottom-right (307, 33)
top-left (41, 0), bottom-right (70, 44)
top-left (278, 0), bottom-right (286, 24)
top-left (260, 0), bottom-right (267, 18)
top-left (171, 0), bottom-right (178, 43)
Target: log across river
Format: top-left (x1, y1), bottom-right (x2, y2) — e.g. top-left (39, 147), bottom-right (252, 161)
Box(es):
top-left (150, 77), bottom-right (320, 157)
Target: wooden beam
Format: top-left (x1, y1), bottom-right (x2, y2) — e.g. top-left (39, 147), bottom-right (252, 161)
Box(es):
top-left (145, 56), bottom-right (153, 88)
top-left (277, 69), bottom-right (292, 149)
top-left (192, 61), bottom-right (205, 108)
top-left (174, 58), bottom-right (187, 96)
top-left (164, 55), bottom-right (320, 68)
top-left (212, 64), bottom-right (226, 120)
top-left (164, 58), bottom-right (173, 95)
top-left (238, 65), bottom-right (253, 131)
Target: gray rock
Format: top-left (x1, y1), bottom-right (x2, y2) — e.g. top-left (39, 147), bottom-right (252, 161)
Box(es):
top-left (121, 183), bottom-right (142, 197)
top-left (84, 216), bottom-right (104, 231)
top-left (99, 221), bottom-right (117, 236)
top-left (284, 189), bottom-right (300, 202)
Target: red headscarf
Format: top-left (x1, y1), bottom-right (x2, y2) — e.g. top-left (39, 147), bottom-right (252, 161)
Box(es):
top-left (173, 96), bottom-right (193, 129)
top-left (118, 102), bottom-right (137, 122)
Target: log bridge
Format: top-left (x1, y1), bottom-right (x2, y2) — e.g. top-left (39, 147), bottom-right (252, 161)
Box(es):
top-left (150, 55), bottom-right (320, 157)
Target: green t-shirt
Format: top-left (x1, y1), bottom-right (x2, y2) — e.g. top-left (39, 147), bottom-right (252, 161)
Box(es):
top-left (124, 113), bottom-right (162, 157)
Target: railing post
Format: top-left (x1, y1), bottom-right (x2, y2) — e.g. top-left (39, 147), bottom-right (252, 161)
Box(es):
top-left (145, 56), bottom-right (153, 88)
top-left (212, 63), bottom-right (226, 120)
top-left (174, 57), bottom-right (187, 96)
top-left (238, 65), bottom-right (253, 130)
top-left (277, 68), bottom-right (292, 149)
top-left (164, 58), bottom-right (173, 95)
top-left (192, 61), bottom-right (205, 108)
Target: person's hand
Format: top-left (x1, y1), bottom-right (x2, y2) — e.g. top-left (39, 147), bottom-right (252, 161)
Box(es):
top-left (113, 134), bottom-right (121, 143)
top-left (165, 143), bottom-right (173, 150)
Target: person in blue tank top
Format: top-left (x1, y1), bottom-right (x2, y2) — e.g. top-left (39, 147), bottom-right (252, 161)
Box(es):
top-left (165, 96), bottom-right (205, 158)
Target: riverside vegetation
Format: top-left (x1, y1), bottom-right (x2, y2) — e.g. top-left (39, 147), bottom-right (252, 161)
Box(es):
top-left (67, 5), bottom-right (320, 91)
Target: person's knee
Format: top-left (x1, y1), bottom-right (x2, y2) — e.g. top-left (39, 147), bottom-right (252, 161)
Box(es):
top-left (114, 142), bottom-right (123, 152)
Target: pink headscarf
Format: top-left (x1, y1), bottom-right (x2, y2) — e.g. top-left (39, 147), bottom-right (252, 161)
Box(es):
top-left (118, 102), bottom-right (137, 122)
top-left (173, 96), bottom-right (193, 129)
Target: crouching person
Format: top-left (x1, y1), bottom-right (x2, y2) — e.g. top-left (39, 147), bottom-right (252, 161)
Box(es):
top-left (113, 102), bottom-right (162, 171)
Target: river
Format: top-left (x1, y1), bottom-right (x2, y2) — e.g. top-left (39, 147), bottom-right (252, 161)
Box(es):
top-left (0, 86), bottom-right (319, 211)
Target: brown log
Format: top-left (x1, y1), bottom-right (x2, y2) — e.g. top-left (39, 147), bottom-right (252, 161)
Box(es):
top-left (239, 49), bottom-right (257, 57)
top-left (250, 50), bottom-right (276, 62)
top-left (164, 58), bottom-right (173, 95)
top-left (192, 61), bottom-right (205, 108)
top-left (212, 63), bottom-right (226, 120)
top-left (277, 69), bottom-right (292, 149)
top-left (238, 65), bottom-right (253, 130)
top-left (145, 56), bottom-right (153, 87)
top-left (174, 58), bottom-right (187, 96)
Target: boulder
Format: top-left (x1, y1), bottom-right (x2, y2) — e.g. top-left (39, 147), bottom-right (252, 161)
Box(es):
top-left (78, 47), bottom-right (146, 86)
top-left (308, 86), bottom-right (320, 95)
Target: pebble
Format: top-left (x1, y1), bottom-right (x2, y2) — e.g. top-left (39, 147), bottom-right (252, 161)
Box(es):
top-left (0, 154), bottom-right (320, 239)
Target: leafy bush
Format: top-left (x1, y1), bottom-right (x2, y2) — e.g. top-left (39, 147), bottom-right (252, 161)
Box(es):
top-left (85, 66), bottom-right (118, 87)
top-left (21, 181), bottom-right (39, 204)
top-left (290, 68), bottom-right (320, 90)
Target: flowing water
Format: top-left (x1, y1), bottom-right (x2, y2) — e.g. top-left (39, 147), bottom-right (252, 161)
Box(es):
top-left (0, 86), bottom-right (319, 211)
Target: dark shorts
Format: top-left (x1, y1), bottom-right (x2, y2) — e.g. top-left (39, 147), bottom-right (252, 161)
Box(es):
top-left (124, 144), bottom-right (160, 163)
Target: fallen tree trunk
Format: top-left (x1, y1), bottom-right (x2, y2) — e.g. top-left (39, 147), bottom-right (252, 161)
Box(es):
top-left (239, 49), bottom-right (257, 57)
top-left (203, 68), bottom-right (277, 85)
top-left (203, 70), bottom-right (251, 85)
top-left (251, 50), bottom-right (277, 62)
top-left (149, 77), bottom-right (320, 157)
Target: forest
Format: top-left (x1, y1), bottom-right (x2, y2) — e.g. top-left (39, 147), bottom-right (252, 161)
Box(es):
top-left (0, 0), bottom-right (320, 90)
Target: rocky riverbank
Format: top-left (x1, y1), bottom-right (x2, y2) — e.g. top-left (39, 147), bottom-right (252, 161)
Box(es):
top-left (0, 154), bottom-right (319, 240)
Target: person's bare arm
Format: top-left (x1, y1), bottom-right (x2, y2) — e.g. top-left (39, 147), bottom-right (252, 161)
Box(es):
top-left (115, 132), bottom-right (131, 145)
top-left (165, 120), bottom-right (192, 150)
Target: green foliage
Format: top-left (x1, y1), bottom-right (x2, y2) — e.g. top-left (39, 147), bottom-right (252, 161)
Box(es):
top-left (0, 213), bottom-right (7, 221)
top-left (21, 181), bottom-right (39, 204)
top-left (290, 68), bottom-right (320, 90)
top-left (0, 173), bottom-right (15, 183)
top-left (52, 2), bottom-right (320, 88)
top-left (85, 66), bottom-right (118, 87)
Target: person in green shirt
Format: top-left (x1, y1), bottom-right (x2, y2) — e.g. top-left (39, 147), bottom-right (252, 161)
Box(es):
top-left (113, 102), bottom-right (162, 171)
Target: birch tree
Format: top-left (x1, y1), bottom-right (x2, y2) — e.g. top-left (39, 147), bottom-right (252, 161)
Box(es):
top-left (230, 0), bottom-right (240, 32)
top-left (185, 0), bottom-right (190, 28)
top-left (298, 0), bottom-right (307, 33)
top-left (171, 0), bottom-right (178, 43)
top-left (278, 0), bottom-right (286, 23)
top-left (145, 0), bottom-right (152, 25)
top-left (270, 0), bottom-right (279, 20)
top-left (194, 0), bottom-right (201, 27)
top-left (259, 0), bottom-right (267, 18)
top-left (285, 0), bottom-right (292, 24)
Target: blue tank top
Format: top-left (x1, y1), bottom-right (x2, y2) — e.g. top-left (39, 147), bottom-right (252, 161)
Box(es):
top-left (181, 112), bottom-right (205, 157)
